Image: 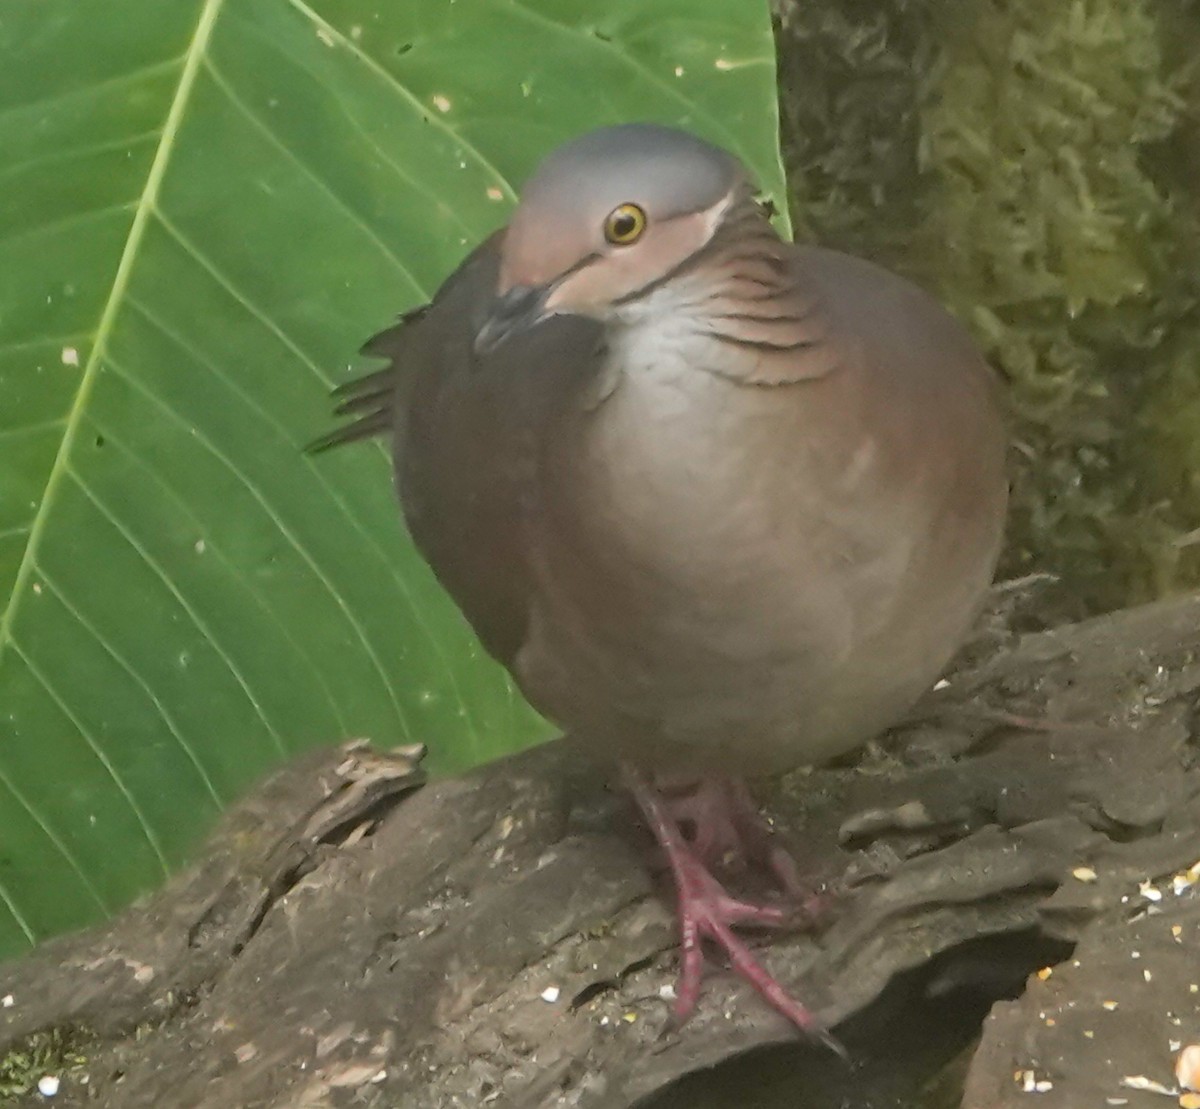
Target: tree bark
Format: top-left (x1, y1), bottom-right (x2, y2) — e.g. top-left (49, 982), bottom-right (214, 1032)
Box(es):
top-left (2, 591), bottom-right (1199, 1108)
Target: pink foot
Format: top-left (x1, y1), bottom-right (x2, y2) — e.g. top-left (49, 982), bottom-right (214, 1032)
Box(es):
top-left (623, 765), bottom-right (843, 1052)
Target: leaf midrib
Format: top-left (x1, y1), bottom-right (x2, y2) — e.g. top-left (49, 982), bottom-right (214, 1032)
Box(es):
top-left (0, 0), bottom-right (226, 660)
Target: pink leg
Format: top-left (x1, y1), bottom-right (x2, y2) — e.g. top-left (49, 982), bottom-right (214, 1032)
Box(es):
top-left (623, 765), bottom-right (842, 1052)
top-left (660, 776), bottom-right (747, 865)
top-left (726, 779), bottom-right (831, 920)
top-left (662, 777), bottom-right (828, 922)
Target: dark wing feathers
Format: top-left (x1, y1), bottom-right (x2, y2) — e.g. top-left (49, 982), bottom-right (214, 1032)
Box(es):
top-left (306, 307), bottom-right (430, 454)
top-left (311, 232), bottom-right (542, 667)
top-left (305, 372), bottom-right (397, 453)
top-left (359, 303), bottom-right (428, 357)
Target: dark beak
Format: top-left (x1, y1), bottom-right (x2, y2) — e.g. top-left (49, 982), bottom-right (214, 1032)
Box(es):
top-left (474, 284), bottom-right (549, 354)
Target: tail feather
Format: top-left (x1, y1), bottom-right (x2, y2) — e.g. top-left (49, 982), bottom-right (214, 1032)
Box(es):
top-left (307, 310), bottom-right (424, 454)
top-left (306, 408), bottom-right (393, 453)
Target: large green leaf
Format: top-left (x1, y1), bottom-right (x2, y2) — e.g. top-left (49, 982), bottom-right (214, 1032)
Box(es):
top-left (0, 0), bottom-right (786, 956)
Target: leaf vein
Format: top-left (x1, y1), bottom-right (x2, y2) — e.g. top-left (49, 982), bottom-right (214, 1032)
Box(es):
top-left (7, 633), bottom-right (168, 883)
top-left (99, 354), bottom-right (414, 739)
top-left (85, 409), bottom-right (351, 737)
top-left (0, 883), bottom-right (35, 947)
top-left (231, 17), bottom-right (486, 244)
top-left (0, 200), bottom-right (138, 253)
top-left (0, 0), bottom-right (228, 687)
top-left (0, 58), bottom-right (182, 128)
top-left (127, 284), bottom-right (483, 748)
top-left (0, 130), bottom-right (163, 187)
top-left (284, 0), bottom-right (517, 203)
top-left (34, 564), bottom-right (226, 811)
top-left (202, 60), bottom-right (424, 299)
top-left (64, 463), bottom-right (289, 762)
top-left (0, 418), bottom-right (68, 443)
top-left (501, 0), bottom-right (749, 157)
top-left (0, 333), bottom-right (92, 358)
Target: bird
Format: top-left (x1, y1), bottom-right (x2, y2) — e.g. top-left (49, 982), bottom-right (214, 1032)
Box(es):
top-left (314, 123), bottom-right (1008, 1039)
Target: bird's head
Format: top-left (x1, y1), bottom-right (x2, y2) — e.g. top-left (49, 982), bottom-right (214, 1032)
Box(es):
top-left (475, 124), bottom-right (767, 352)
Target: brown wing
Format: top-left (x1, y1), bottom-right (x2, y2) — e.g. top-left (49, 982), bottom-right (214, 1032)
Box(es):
top-left (314, 233), bottom-right (603, 670)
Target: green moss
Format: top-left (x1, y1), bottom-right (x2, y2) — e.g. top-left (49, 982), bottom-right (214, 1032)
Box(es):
top-left (916, 0), bottom-right (1198, 612)
top-left (0, 1028), bottom-right (92, 1103)
top-left (775, 0), bottom-right (1200, 617)
top-left (775, 0), bottom-right (940, 259)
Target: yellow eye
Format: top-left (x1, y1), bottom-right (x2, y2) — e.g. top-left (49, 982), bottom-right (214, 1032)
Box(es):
top-left (603, 203), bottom-right (647, 245)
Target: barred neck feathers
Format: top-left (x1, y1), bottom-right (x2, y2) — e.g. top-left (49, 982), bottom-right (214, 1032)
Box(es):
top-left (612, 191), bottom-right (841, 386)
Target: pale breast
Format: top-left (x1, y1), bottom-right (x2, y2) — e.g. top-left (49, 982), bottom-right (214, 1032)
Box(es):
top-left (513, 335), bottom-right (892, 764)
top-left (512, 260), bottom-right (1007, 773)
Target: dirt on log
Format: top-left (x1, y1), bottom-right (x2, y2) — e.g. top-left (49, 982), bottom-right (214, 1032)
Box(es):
top-left (2, 589), bottom-right (1199, 1108)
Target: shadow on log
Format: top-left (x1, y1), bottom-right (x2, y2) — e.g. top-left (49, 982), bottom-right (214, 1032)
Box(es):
top-left (2, 590), bottom-right (1199, 1107)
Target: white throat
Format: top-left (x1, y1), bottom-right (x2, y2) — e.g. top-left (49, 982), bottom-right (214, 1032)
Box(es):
top-left (608, 273), bottom-right (725, 377)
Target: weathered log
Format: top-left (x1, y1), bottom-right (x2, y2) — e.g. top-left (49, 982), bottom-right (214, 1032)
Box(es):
top-left (2, 591), bottom-right (1198, 1108)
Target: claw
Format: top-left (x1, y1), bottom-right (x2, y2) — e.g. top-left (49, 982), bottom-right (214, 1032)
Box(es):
top-left (623, 763), bottom-right (841, 1050)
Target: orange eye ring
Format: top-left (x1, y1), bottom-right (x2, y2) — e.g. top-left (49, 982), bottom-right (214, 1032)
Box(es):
top-left (603, 203), bottom-right (647, 245)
